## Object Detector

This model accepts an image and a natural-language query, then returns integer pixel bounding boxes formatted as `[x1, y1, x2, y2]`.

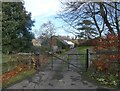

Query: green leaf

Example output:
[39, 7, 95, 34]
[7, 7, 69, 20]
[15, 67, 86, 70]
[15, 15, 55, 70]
[2, 2, 34, 54]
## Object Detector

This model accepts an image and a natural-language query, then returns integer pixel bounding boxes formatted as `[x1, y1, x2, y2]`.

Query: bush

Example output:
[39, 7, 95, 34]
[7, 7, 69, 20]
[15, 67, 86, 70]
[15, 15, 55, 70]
[78, 38, 99, 46]
[91, 33, 120, 87]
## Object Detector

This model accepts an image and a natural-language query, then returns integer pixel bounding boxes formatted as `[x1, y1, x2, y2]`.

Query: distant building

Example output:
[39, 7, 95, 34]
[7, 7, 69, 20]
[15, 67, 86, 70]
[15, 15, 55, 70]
[63, 40, 75, 49]
[51, 36, 75, 51]
[34, 35, 76, 52]
[32, 39, 41, 46]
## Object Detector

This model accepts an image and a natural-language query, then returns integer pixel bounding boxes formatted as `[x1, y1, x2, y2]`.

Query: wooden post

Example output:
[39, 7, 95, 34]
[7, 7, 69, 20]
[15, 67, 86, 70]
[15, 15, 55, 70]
[51, 54, 53, 71]
[86, 49, 89, 71]
[67, 54, 70, 71]
[50, 36, 53, 71]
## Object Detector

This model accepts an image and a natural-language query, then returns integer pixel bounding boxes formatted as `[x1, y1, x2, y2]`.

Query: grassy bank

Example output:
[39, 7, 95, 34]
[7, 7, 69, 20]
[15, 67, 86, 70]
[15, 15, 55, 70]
[77, 46, 92, 70]
[77, 46, 93, 54]
[1, 53, 56, 88]
[1, 54, 35, 88]
[2, 69, 36, 88]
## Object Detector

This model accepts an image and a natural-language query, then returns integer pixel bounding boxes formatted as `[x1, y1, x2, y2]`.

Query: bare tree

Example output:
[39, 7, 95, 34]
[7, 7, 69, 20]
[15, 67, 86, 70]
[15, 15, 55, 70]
[59, 1, 120, 38]
[39, 21, 56, 38]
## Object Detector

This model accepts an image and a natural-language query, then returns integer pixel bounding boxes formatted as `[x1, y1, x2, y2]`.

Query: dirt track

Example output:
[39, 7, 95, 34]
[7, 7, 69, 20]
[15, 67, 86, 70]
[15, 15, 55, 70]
[7, 48, 109, 89]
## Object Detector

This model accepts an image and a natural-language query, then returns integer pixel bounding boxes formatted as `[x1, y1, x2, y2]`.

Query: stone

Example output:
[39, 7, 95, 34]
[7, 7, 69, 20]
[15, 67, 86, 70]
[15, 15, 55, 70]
[71, 83, 75, 85]
[48, 83, 53, 86]
[71, 76, 80, 81]
[41, 72, 45, 75]
[82, 81, 88, 85]
[59, 80, 65, 84]
[23, 85, 27, 87]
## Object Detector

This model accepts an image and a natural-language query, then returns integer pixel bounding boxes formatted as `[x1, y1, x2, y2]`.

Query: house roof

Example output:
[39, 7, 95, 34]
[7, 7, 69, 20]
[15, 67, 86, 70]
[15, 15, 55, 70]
[64, 40, 74, 45]
[32, 39, 41, 46]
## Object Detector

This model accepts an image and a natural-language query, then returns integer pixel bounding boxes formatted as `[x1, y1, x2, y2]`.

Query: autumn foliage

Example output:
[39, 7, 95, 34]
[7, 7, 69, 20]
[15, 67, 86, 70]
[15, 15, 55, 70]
[91, 33, 120, 86]
[1, 54, 49, 87]
[0, 64, 28, 84]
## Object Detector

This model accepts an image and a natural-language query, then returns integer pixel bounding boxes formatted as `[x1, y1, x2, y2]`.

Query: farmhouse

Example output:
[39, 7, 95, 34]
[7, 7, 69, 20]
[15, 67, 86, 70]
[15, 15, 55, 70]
[63, 40, 75, 49]
[32, 39, 41, 46]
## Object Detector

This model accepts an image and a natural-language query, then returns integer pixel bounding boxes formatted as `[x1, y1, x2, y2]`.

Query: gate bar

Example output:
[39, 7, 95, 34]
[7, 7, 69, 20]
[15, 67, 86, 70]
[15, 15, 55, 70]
[52, 54, 80, 69]
[86, 49, 89, 71]
[67, 54, 70, 70]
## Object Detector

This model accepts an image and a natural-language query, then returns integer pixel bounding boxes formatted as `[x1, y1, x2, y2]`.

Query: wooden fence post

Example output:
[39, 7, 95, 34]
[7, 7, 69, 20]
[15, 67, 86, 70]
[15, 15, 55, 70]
[67, 54, 70, 71]
[51, 54, 53, 71]
[86, 49, 89, 71]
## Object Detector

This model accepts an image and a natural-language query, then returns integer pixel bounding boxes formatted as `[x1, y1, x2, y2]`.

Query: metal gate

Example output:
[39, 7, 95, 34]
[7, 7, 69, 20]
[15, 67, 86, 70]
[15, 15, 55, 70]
[49, 49, 89, 72]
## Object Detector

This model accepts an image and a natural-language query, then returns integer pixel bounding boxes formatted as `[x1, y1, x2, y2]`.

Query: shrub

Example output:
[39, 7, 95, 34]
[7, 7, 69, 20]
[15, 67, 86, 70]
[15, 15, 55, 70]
[91, 33, 120, 87]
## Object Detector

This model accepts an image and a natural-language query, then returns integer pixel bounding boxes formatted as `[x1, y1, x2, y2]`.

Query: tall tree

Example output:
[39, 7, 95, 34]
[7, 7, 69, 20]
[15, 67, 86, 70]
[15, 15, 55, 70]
[39, 21, 56, 38]
[37, 21, 56, 53]
[59, 1, 120, 38]
[0, 1, 2, 52]
[98, 2, 115, 35]
[77, 20, 97, 39]
[2, 1, 34, 54]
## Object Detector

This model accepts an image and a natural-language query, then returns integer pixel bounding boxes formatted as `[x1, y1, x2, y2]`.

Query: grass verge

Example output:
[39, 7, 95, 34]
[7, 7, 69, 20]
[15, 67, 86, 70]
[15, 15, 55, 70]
[77, 46, 93, 54]
[77, 46, 92, 71]
[2, 69, 36, 88]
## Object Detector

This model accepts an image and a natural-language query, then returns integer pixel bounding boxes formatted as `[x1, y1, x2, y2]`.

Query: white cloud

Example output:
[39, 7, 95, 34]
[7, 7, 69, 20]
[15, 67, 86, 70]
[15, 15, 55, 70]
[24, 0, 74, 38]
[24, 0, 61, 17]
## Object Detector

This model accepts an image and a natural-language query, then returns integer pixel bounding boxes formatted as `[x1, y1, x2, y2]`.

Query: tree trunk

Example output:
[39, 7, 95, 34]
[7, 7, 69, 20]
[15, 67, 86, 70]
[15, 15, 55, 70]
[93, 16, 102, 38]
[115, 2, 120, 34]
[99, 3, 116, 35]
